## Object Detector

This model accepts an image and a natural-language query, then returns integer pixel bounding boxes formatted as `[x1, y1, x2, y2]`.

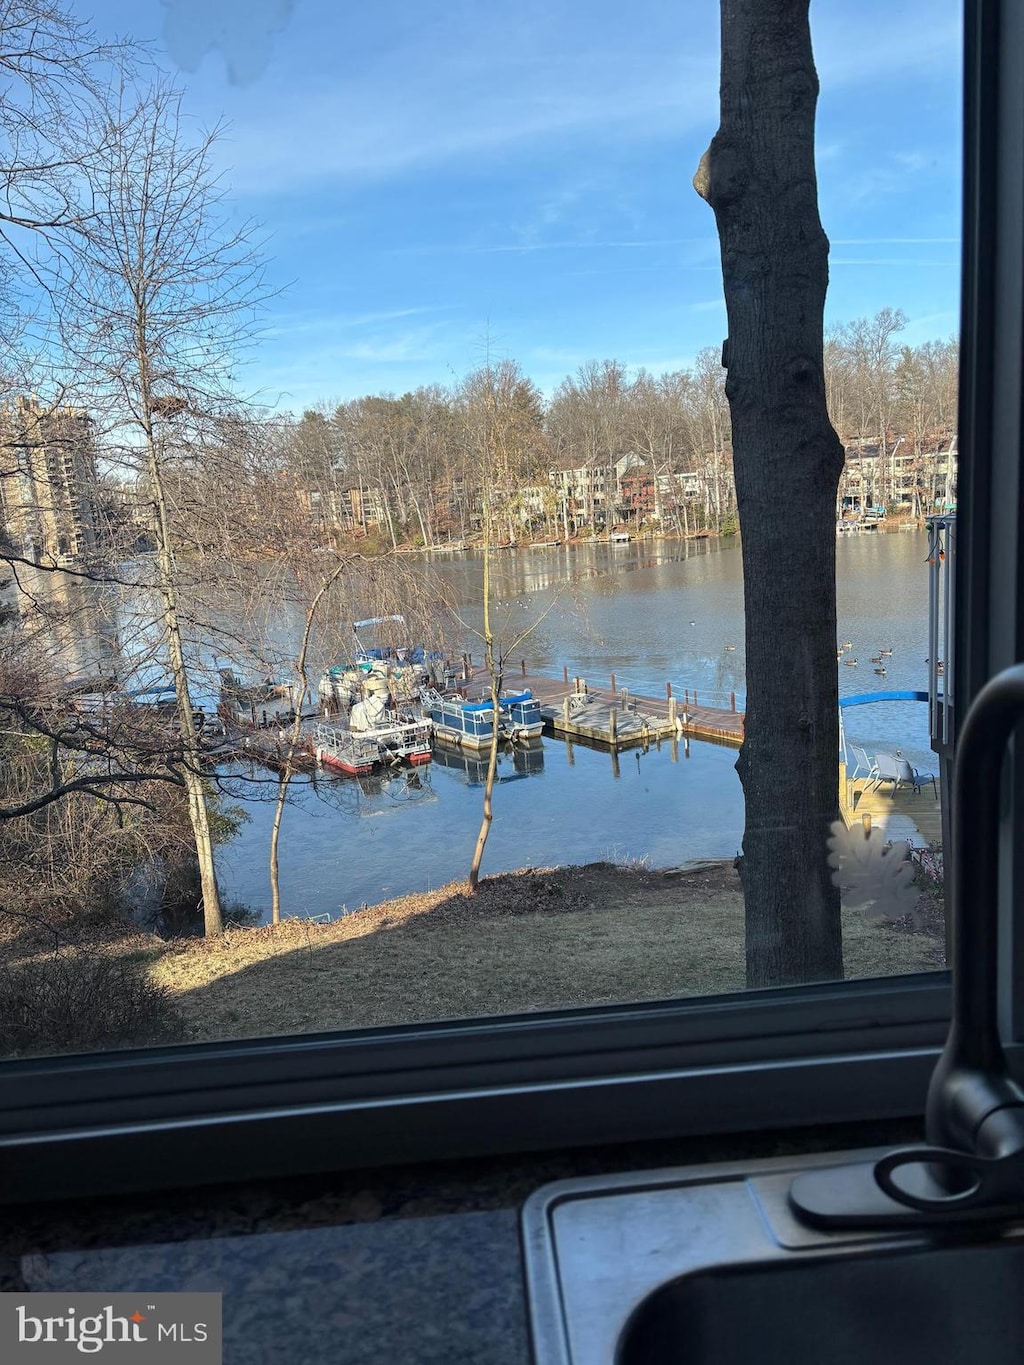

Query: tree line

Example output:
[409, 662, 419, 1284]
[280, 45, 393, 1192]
[263, 317, 957, 550]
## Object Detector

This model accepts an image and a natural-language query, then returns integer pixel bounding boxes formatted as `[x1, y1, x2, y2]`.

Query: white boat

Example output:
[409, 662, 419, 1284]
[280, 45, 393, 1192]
[319, 615, 449, 714]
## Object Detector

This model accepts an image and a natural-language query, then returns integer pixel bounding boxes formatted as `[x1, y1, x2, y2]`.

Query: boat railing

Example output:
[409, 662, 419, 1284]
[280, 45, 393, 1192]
[372, 718, 433, 744]
[421, 686, 493, 714]
[313, 723, 379, 759]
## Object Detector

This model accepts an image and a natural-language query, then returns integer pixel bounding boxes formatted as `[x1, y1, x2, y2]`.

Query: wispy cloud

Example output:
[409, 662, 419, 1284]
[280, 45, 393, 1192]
[813, 7, 961, 89]
[203, 21, 718, 194]
[341, 329, 443, 364]
[166, 0, 962, 409]
[217, 84, 712, 194]
[263, 307, 439, 339]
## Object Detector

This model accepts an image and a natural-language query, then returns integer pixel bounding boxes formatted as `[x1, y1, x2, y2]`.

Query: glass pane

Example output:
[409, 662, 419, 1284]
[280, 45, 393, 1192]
[0, 0, 960, 1056]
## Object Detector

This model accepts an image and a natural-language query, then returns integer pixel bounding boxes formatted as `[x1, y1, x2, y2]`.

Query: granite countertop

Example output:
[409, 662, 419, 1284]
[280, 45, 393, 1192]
[0, 1119, 920, 1364]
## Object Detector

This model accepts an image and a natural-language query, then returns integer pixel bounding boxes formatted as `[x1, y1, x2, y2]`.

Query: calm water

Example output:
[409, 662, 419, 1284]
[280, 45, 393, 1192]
[216, 532, 938, 923]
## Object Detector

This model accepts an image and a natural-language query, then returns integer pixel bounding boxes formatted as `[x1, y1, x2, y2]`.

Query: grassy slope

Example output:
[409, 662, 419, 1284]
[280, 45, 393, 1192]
[146, 862, 944, 1043]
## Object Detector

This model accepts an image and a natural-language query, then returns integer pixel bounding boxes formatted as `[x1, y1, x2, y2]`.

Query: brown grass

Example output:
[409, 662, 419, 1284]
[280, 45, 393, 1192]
[143, 861, 944, 1044]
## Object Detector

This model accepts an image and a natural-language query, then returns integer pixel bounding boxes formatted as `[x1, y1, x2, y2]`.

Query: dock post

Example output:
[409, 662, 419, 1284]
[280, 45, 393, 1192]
[666, 681, 672, 700]
[611, 672, 616, 693]
[731, 690, 736, 712]
[694, 690, 699, 706]
[685, 688, 690, 707]
[562, 697, 571, 724]
[563, 664, 569, 684]
[668, 697, 677, 726]
[609, 707, 617, 743]
[521, 659, 526, 677]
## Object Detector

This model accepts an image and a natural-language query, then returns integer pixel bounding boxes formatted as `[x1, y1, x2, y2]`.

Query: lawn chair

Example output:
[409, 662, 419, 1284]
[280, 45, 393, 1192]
[844, 744, 880, 808]
[847, 745, 880, 787]
[874, 752, 938, 799]
[895, 755, 938, 798]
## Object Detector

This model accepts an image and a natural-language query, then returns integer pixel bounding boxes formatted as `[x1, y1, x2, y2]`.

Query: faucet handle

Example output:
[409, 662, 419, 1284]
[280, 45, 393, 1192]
[791, 1145, 1024, 1229]
[872, 1145, 1005, 1213]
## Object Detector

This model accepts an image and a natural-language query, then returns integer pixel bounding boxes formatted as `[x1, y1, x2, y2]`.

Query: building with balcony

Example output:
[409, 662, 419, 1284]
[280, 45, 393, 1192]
[0, 396, 99, 562]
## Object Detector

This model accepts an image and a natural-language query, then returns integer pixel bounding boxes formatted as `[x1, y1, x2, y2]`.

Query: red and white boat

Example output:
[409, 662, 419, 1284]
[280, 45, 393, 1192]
[313, 725, 381, 776]
[312, 717, 434, 775]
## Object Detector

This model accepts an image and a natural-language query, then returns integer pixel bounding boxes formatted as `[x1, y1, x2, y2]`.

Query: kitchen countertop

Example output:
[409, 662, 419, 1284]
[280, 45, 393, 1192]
[0, 1119, 920, 1364]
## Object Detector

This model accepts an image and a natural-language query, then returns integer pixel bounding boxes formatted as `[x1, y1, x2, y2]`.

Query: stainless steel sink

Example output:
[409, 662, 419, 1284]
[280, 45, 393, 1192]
[521, 1150, 1024, 1364]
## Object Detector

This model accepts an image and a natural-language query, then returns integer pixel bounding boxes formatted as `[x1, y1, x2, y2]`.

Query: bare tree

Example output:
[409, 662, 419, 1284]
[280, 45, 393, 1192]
[0, 2, 138, 310]
[0, 3, 146, 591]
[695, 0, 844, 987]
[265, 560, 348, 925]
[48, 75, 271, 937]
[840, 308, 907, 507]
[452, 361, 556, 892]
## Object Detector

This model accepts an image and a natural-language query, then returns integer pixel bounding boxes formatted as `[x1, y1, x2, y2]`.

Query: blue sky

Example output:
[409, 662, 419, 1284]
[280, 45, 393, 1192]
[86, 0, 962, 412]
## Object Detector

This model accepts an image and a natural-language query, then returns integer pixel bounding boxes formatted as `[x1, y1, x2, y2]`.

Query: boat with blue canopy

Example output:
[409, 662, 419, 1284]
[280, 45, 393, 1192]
[421, 687, 544, 749]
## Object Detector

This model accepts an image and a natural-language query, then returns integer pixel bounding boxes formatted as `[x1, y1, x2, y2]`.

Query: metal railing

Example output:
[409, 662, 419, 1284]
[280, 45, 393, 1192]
[926, 515, 955, 751]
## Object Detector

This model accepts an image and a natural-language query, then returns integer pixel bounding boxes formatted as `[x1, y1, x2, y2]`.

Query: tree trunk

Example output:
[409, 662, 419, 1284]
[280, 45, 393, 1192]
[269, 561, 347, 923]
[269, 768, 288, 925]
[468, 490, 498, 893]
[145, 433, 224, 938]
[696, 0, 844, 986]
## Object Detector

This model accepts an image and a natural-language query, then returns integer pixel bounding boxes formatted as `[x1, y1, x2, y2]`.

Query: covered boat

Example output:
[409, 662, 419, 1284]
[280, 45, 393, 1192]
[421, 688, 543, 750]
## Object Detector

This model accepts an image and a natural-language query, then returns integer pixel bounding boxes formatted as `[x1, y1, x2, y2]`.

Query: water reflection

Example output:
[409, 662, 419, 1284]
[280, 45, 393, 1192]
[431, 739, 545, 786]
[25, 534, 938, 923]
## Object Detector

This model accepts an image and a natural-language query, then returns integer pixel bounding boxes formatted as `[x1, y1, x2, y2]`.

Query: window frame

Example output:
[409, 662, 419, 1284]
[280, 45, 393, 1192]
[1, 0, 1019, 1205]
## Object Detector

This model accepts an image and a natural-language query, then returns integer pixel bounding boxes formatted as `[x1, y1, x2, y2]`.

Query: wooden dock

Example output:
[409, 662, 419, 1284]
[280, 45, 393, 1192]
[839, 763, 943, 849]
[511, 669, 745, 750]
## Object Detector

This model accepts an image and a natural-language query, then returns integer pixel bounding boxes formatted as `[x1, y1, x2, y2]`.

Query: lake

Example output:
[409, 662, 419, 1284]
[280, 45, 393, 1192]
[215, 532, 938, 923]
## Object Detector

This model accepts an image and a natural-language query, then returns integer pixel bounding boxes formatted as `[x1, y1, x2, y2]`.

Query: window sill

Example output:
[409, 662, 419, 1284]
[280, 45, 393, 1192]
[0, 974, 956, 1204]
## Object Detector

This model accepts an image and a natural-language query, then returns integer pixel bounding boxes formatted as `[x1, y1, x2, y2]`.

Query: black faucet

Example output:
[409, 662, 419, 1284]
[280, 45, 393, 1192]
[791, 663, 1024, 1228]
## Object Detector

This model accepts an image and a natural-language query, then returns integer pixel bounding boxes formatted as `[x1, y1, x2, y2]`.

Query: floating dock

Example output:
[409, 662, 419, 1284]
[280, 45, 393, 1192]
[839, 762, 942, 849]
[510, 669, 745, 751]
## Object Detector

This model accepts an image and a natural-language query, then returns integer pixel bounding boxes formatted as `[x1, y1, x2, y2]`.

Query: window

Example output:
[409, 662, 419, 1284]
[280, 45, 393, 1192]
[0, 0, 1020, 1204]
